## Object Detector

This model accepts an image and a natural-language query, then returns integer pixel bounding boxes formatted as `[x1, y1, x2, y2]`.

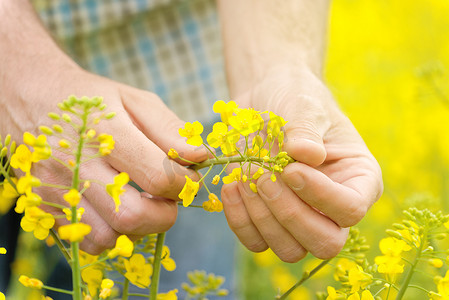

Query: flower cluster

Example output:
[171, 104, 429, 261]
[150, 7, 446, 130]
[170, 100, 291, 210]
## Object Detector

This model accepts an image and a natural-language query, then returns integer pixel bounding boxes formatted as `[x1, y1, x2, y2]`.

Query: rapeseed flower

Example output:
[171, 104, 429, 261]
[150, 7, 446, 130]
[63, 188, 81, 207]
[228, 108, 263, 137]
[98, 134, 115, 156]
[0, 177, 19, 214]
[10, 144, 33, 172]
[178, 121, 204, 146]
[179, 176, 199, 207]
[106, 172, 129, 212]
[58, 223, 92, 242]
[18, 275, 43, 289]
[124, 254, 153, 288]
[222, 168, 242, 184]
[157, 289, 178, 300]
[167, 148, 179, 159]
[202, 193, 223, 212]
[347, 266, 373, 293]
[23, 132, 51, 161]
[15, 192, 42, 214]
[81, 268, 103, 297]
[20, 206, 55, 240]
[108, 235, 134, 258]
[161, 245, 176, 271]
[267, 112, 287, 137]
[16, 173, 41, 194]
[213, 100, 238, 125]
[99, 279, 114, 299]
[63, 207, 85, 222]
[211, 175, 220, 185]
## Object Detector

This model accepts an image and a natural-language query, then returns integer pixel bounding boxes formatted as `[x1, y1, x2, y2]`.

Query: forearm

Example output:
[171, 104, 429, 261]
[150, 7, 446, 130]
[217, 0, 330, 97]
[0, 0, 79, 136]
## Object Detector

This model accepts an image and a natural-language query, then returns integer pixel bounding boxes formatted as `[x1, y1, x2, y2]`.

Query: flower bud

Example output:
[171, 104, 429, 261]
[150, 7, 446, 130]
[39, 126, 53, 136]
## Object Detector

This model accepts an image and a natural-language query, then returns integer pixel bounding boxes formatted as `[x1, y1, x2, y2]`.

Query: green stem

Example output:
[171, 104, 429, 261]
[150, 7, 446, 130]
[395, 230, 427, 300]
[70, 110, 89, 300]
[42, 285, 74, 295]
[50, 229, 71, 262]
[189, 155, 294, 171]
[277, 259, 331, 300]
[149, 232, 166, 300]
[122, 278, 130, 300]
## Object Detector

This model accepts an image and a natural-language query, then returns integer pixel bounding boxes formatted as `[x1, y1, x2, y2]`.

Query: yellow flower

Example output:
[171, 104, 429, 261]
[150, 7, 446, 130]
[0, 247, 6, 254]
[206, 123, 241, 156]
[81, 268, 103, 297]
[326, 286, 345, 300]
[16, 173, 41, 194]
[15, 192, 42, 214]
[124, 254, 153, 288]
[99, 278, 114, 299]
[10, 144, 33, 172]
[63, 207, 85, 222]
[161, 246, 176, 271]
[430, 258, 444, 268]
[178, 121, 204, 146]
[211, 175, 220, 185]
[63, 189, 81, 207]
[108, 235, 134, 258]
[157, 289, 178, 300]
[213, 100, 238, 125]
[228, 108, 263, 137]
[202, 193, 223, 213]
[178, 176, 199, 207]
[58, 223, 92, 243]
[0, 177, 19, 214]
[167, 148, 179, 159]
[249, 182, 258, 193]
[267, 111, 287, 137]
[18, 275, 43, 289]
[106, 172, 129, 212]
[252, 167, 265, 180]
[334, 258, 358, 281]
[98, 134, 115, 156]
[375, 237, 410, 282]
[432, 270, 449, 299]
[20, 207, 55, 240]
[23, 132, 52, 161]
[222, 168, 242, 184]
[0, 292, 4, 300]
[347, 266, 373, 293]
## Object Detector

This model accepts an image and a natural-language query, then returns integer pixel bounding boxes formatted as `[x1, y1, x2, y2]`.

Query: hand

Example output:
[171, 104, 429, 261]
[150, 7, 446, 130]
[221, 66, 383, 262]
[1, 63, 206, 254]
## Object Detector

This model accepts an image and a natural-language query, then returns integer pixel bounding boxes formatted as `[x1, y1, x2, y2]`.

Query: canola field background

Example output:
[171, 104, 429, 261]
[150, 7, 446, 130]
[241, 0, 449, 299]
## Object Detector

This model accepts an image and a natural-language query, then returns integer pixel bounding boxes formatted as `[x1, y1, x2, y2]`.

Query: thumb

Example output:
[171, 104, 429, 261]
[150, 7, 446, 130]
[281, 97, 328, 167]
[120, 86, 209, 163]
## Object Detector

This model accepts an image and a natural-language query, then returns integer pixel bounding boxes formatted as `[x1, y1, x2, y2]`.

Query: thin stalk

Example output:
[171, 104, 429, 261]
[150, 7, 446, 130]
[70, 110, 89, 300]
[190, 155, 294, 171]
[278, 259, 331, 300]
[149, 232, 166, 300]
[42, 285, 73, 295]
[122, 278, 130, 300]
[395, 230, 427, 300]
[50, 229, 71, 262]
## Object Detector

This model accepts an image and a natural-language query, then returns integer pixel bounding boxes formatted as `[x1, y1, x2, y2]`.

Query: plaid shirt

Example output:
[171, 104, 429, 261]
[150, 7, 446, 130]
[31, 0, 228, 124]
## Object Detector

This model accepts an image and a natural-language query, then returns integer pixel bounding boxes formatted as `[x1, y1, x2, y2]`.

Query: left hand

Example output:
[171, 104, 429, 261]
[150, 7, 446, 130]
[221, 66, 383, 262]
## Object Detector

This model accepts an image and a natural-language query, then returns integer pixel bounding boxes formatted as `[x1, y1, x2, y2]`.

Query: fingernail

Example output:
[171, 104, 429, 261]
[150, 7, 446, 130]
[258, 176, 282, 200]
[285, 171, 305, 191]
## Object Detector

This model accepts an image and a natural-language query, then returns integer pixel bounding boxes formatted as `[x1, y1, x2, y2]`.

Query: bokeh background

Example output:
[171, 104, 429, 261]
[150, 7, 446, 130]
[239, 0, 449, 299]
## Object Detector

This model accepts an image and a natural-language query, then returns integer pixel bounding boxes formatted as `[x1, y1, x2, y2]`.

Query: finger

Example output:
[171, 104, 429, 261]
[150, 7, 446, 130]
[257, 173, 348, 259]
[281, 161, 381, 228]
[119, 86, 210, 163]
[221, 182, 268, 252]
[237, 182, 307, 263]
[280, 95, 328, 167]
[79, 158, 178, 236]
[98, 111, 199, 201]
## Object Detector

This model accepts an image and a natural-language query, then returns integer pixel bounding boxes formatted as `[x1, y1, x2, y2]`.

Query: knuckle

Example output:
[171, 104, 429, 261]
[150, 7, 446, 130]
[252, 209, 273, 225]
[337, 203, 367, 228]
[245, 239, 268, 253]
[144, 168, 172, 197]
[113, 204, 146, 233]
[312, 232, 346, 260]
[277, 246, 307, 263]
[88, 225, 117, 253]
[277, 208, 300, 226]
